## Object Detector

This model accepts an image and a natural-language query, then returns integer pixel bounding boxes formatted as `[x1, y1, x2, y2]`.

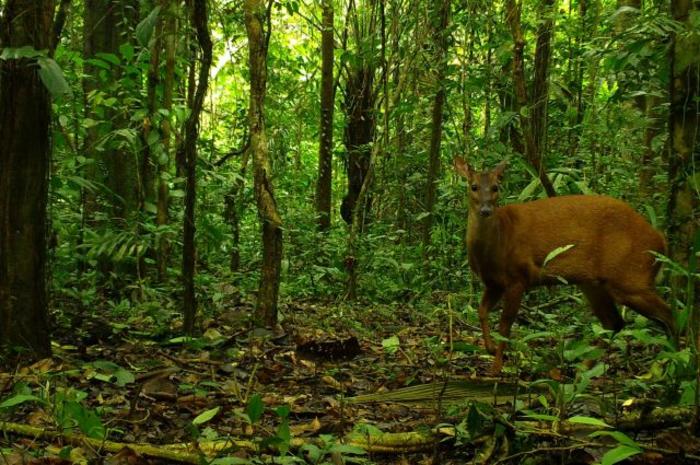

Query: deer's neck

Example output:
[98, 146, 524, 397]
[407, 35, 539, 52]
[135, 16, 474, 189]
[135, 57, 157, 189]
[467, 209, 506, 276]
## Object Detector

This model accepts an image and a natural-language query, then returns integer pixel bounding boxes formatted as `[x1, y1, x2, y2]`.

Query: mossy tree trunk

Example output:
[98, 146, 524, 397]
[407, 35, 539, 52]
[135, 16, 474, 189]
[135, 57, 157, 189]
[505, 0, 557, 198]
[422, 0, 451, 256]
[245, 0, 283, 327]
[181, 0, 212, 334]
[315, 0, 335, 232]
[0, 0, 54, 359]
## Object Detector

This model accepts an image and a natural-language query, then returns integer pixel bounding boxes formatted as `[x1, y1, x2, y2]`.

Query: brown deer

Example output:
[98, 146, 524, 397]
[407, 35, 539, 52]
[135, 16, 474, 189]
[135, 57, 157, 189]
[454, 157, 676, 373]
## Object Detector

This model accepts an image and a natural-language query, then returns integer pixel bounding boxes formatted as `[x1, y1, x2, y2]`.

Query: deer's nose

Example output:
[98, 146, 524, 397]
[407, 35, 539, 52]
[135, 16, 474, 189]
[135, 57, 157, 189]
[479, 207, 493, 217]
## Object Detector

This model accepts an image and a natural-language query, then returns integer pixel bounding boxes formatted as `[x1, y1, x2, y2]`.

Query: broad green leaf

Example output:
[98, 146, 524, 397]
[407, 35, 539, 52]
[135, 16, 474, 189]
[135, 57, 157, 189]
[566, 416, 610, 428]
[136, 6, 162, 46]
[382, 335, 400, 355]
[95, 52, 120, 65]
[601, 445, 642, 465]
[37, 57, 72, 97]
[590, 430, 639, 448]
[0, 394, 44, 409]
[119, 43, 135, 61]
[246, 394, 264, 424]
[193, 406, 220, 425]
[452, 342, 481, 353]
[0, 46, 44, 60]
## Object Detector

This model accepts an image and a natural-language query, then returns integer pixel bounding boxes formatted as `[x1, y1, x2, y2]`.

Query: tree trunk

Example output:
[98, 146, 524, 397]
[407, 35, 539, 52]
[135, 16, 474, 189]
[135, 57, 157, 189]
[84, 0, 141, 222]
[82, 0, 141, 284]
[245, 0, 283, 327]
[668, 0, 700, 314]
[505, 0, 557, 198]
[181, 0, 212, 335]
[421, 0, 451, 253]
[224, 147, 250, 273]
[0, 0, 54, 359]
[315, 0, 335, 232]
[341, 66, 376, 226]
[156, 0, 178, 282]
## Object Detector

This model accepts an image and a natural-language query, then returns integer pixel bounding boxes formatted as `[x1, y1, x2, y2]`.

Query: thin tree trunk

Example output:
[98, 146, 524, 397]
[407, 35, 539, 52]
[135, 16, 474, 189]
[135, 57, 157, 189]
[245, 0, 283, 327]
[530, 0, 554, 168]
[422, 0, 451, 252]
[341, 66, 375, 226]
[51, 0, 71, 53]
[668, 0, 700, 305]
[505, 0, 557, 198]
[181, 0, 212, 335]
[157, 0, 177, 281]
[0, 0, 54, 359]
[315, 0, 334, 231]
[668, 0, 700, 432]
[83, 0, 141, 284]
[224, 146, 250, 273]
[141, 19, 161, 214]
[484, 15, 492, 138]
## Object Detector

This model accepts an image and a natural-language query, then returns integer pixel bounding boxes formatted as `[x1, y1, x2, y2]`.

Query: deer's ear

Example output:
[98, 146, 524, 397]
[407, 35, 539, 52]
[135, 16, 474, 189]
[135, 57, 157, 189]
[493, 161, 507, 180]
[454, 157, 473, 179]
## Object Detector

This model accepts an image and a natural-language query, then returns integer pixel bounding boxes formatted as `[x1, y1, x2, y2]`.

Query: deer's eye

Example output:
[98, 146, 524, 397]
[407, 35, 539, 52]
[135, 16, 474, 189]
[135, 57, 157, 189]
[491, 185, 499, 193]
[471, 184, 479, 192]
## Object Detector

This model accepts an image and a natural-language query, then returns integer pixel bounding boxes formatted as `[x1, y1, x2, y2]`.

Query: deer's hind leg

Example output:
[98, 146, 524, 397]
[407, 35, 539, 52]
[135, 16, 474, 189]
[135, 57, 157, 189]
[608, 285, 676, 342]
[579, 284, 624, 332]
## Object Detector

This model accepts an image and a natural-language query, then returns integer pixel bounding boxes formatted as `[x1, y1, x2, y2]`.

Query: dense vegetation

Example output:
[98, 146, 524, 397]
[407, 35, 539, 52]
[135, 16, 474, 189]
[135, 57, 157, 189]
[0, 0, 698, 463]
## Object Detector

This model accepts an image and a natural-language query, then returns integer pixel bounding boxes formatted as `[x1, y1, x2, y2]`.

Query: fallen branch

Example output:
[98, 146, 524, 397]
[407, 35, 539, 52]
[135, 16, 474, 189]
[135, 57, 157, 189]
[0, 420, 439, 463]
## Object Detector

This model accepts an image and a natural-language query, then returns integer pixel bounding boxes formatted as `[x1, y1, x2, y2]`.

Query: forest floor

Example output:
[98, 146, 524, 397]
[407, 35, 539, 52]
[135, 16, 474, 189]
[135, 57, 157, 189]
[1, 294, 698, 465]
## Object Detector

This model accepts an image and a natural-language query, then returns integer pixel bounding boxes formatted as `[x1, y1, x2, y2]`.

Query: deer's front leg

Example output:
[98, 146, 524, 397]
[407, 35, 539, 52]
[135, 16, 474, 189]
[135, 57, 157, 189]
[478, 286, 503, 355]
[492, 284, 525, 374]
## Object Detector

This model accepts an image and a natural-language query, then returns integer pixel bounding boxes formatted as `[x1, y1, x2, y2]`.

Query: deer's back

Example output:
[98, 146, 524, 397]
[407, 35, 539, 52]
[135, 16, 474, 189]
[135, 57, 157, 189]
[493, 195, 665, 285]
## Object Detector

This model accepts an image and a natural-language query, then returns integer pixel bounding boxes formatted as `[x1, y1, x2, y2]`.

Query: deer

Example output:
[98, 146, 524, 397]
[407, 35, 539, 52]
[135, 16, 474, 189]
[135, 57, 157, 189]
[454, 157, 677, 373]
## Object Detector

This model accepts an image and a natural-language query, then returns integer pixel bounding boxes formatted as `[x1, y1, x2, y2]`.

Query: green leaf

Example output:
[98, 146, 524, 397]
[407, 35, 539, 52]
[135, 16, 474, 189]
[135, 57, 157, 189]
[0, 46, 44, 60]
[95, 52, 120, 65]
[136, 6, 162, 46]
[382, 335, 400, 355]
[566, 416, 610, 428]
[590, 430, 639, 448]
[543, 244, 576, 268]
[0, 45, 46, 60]
[601, 445, 642, 465]
[452, 342, 482, 353]
[246, 394, 264, 424]
[0, 394, 45, 409]
[299, 444, 322, 462]
[211, 458, 252, 465]
[119, 43, 135, 61]
[37, 57, 72, 97]
[62, 400, 106, 439]
[275, 405, 290, 418]
[276, 418, 291, 454]
[193, 406, 220, 425]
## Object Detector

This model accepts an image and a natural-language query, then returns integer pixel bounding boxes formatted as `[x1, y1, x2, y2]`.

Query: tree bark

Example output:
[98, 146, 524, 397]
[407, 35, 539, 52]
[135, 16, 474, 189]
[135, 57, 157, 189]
[181, 0, 212, 335]
[245, 0, 283, 327]
[421, 0, 451, 252]
[668, 0, 699, 314]
[341, 66, 376, 226]
[82, 0, 141, 284]
[156, 0, 178, 281]
[315, 0, 335, 231]
[0, 0, 54, 359]
[84, 0, 141, 222]
[505, 0, 557, 198]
